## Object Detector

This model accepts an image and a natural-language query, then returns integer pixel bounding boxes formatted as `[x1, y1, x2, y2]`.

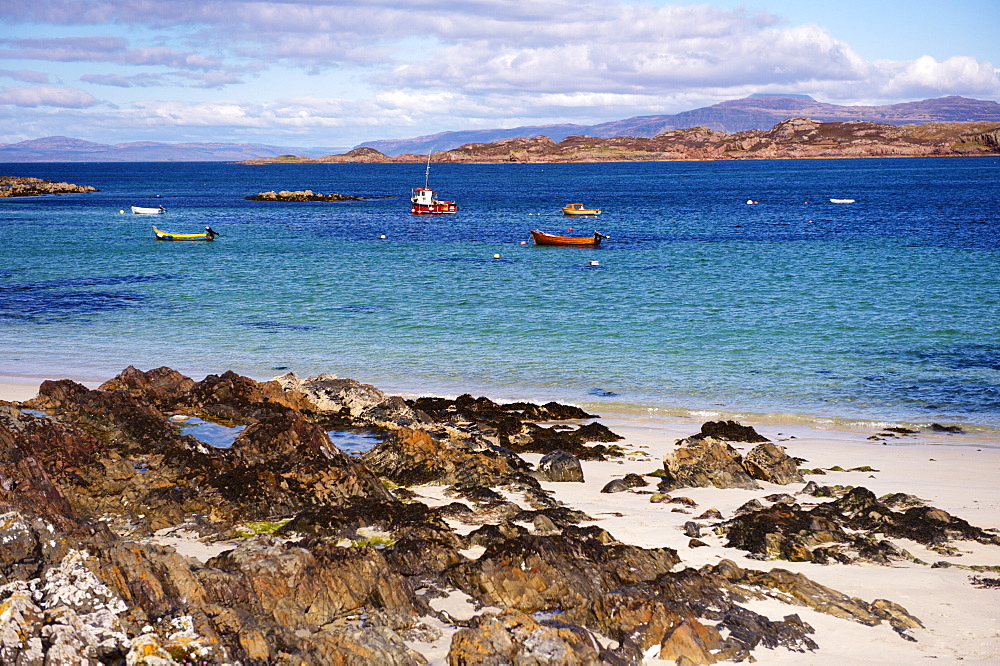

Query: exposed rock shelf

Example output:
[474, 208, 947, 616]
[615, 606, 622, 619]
[0, 176, 99, 197]
[2, 366, 993, 663]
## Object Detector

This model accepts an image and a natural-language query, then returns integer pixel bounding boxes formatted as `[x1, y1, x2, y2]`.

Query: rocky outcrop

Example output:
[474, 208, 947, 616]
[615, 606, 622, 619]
[245, 190, 375, 201]
[719, 485, 1000, 564]
[0, 176, 99, 197]
[2, 367, 946, 664]
[19, 370, 398, 536]
[743, 442, 805, 485]
[407, 393, 624, 461]
[659, 437, 761, 491]
[658, 422, 802, 491]
[449, 610, 610, 664]
[362, 426, 532, 488]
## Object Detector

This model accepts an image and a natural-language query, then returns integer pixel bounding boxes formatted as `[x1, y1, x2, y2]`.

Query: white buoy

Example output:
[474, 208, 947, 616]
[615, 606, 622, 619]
[379, 234, 386, 239]
[119, 210, 124, 214]
[493, 254, 501, 260]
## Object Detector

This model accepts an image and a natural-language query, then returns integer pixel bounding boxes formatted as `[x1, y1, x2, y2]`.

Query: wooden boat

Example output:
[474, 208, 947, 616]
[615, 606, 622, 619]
[530, 229, 608, 247]
[411, 153, 457, 214]
[829, 198, 855, 204]
[152, 225, 219, 242]
[131, 205, 167, 214]
[562, 203, 601, 216]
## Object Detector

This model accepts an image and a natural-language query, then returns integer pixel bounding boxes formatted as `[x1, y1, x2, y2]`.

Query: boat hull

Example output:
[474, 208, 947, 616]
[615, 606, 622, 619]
[530, 230, 604, 247]
[152, 225, 215, 242]
[132, 206, 166, 214]
[410, 203, 457, 214]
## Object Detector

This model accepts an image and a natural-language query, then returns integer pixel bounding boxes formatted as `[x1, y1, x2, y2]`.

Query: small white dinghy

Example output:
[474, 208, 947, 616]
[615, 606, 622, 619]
[131, 205, 167, 214]
[829, 198, 855, 204]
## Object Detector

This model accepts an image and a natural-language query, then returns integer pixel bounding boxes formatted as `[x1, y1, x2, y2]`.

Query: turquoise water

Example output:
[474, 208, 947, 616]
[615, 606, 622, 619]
[2, 157, 999, 431]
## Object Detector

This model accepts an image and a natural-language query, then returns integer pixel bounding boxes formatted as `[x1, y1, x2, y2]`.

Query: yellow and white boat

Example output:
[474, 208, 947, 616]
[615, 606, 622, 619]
[562, 203, 601, 216]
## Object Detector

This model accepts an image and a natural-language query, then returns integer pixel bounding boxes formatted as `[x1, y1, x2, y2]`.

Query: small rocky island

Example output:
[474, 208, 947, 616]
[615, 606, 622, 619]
[0, 176, 99, 197]
[245, 189, 384, 202]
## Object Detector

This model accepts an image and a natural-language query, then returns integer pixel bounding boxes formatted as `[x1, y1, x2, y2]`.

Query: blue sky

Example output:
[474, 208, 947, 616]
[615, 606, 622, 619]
[1, 0, 998, 149]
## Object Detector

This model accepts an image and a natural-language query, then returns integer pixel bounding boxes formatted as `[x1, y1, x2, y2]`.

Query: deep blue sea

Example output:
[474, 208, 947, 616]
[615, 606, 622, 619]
[2, 157, 999, 432]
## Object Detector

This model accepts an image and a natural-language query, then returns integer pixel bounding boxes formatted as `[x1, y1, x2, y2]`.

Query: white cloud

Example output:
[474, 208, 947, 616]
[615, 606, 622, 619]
[383, 9, 871, 96]
[880, 55, 1000, 97]
[0, 84, 99, 108]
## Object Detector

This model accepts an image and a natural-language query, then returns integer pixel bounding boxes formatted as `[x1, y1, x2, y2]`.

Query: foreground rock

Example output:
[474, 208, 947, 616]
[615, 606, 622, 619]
[657, 421, 803, 491]
[0, 176, 99, 197]
[0, 366, 951, 663]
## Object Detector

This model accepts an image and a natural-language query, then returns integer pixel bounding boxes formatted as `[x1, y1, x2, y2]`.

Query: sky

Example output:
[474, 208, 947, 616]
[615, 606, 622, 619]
[1, 0, 998, 149]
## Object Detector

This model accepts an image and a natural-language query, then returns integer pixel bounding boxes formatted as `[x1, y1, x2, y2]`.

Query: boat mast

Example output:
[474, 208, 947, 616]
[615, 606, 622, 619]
[424, 152, 432, 190]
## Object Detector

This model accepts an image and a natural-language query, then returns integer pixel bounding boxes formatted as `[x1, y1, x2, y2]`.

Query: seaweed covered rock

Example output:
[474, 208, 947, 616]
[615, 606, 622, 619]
[362, 426, 531, 487]
[590, 560, 922, 658]
[601, 473, 650, 493]
[407, 393, 623, 460]
[692, 420, 769, 443]
[719, 486, 1000, 564]
[17, 374, 403, 537]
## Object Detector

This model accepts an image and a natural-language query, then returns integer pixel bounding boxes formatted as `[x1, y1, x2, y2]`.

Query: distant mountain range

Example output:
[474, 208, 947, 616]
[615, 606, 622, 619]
[0, 136, 342, 163]
[358, 95, 1000, 156]
[3, 95, 999, 162]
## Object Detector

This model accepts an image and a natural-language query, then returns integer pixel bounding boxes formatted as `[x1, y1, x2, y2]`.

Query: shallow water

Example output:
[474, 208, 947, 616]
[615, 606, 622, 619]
[2, 157, 998, 431]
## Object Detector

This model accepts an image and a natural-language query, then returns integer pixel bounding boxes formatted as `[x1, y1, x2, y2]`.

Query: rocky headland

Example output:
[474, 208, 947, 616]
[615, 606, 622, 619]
[3, 366, 997, 664]
[243, 118, 1000, 165]
[0, 176, 99, 197]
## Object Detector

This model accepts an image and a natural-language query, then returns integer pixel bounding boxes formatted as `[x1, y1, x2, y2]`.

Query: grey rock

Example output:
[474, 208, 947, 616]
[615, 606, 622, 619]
[537, 450, 584, 483]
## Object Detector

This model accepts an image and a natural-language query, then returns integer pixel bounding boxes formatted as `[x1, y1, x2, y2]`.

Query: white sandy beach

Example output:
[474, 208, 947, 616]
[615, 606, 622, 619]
[4, 376, 999, 664]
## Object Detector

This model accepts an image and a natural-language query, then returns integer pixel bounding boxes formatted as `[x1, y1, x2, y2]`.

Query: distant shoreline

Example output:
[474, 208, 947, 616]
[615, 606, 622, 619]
[242, 118, 1000, 165]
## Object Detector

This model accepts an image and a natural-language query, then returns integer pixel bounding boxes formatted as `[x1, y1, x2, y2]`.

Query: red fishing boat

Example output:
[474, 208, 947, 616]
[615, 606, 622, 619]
[410, 153, 457, 214]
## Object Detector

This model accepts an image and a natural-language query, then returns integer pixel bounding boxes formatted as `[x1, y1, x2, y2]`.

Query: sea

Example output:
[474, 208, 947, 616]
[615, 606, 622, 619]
[2, 157, 999, 435]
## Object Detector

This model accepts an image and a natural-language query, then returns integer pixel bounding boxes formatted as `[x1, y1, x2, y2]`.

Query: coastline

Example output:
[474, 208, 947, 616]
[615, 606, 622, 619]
[5, 370, 999, 663]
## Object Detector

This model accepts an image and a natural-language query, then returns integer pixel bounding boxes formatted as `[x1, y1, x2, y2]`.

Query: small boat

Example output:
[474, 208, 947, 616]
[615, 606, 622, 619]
[829, 198, 855, 204]
[562, 203, 601, 216]
[132, 205, 167, 214]
[530, 229, 608, 247]
[410, 187, 457, 214]
[411, 153, 457, 214]
[152, 225, 219, 242]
